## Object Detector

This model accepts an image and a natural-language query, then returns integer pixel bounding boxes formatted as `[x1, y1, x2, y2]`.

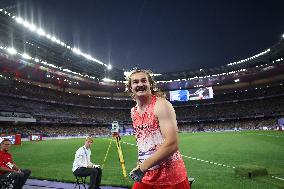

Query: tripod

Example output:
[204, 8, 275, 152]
[102, 132, 127, 178]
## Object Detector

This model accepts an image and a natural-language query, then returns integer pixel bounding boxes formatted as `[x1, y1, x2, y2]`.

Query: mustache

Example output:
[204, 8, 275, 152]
[135, 86, 148, 91]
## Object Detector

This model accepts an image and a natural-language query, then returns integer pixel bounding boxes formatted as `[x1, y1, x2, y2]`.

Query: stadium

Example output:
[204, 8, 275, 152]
[0, 2, 284, 189]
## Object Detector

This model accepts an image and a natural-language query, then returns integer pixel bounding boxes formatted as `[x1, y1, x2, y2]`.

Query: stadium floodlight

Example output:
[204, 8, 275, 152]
[3, 10, 109, 68]
[282, 33, 284, 38]
[29, 24, 37, 31]
[153, 73, 162, 76]
[102, 78, 115, 82]
[107, 64, 112, 70]
[83, 53, 92, 60]
[72, 48, 81, 55]
[51, 36, 57, 42]
[15, 17, 24, 24]
[103, 77, 110, 82]
[234, 79, 240, 83]
[22, 53, 31, 59]
[23, 20, 30, 28]
[37, 29, 46, 36]
[6, 47, 17, 55]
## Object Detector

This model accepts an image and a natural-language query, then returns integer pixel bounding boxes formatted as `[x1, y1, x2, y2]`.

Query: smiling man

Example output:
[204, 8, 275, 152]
[126, 70, 190, 189]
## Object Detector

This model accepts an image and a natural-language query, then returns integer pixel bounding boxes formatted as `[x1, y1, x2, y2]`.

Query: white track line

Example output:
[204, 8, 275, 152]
[255, 134, 284, 138]
[121, 141, 235, 169]
[121, 140, 284, 181]
[182, 155, 235, 169]
[271, 175, 284, 181]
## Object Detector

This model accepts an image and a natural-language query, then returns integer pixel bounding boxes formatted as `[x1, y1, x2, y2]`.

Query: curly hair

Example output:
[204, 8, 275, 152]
[125, 69, 165, 98]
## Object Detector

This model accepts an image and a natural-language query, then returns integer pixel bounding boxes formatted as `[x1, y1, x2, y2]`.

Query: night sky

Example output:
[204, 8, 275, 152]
[2, 0, 284, 73]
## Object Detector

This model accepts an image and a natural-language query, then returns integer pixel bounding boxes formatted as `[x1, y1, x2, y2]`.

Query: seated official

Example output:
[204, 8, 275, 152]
[0, 139, 31, 189]
[72, 137, 102, 189]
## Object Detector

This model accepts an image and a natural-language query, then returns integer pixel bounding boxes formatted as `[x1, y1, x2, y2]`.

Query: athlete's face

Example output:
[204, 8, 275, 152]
[130, 72, 151, 98]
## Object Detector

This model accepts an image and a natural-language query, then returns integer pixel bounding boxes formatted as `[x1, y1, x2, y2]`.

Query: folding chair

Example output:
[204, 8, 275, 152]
[74, 175, 87, 189]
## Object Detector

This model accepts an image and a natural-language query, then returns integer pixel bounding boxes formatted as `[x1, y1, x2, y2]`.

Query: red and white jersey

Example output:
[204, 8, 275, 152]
[131, 95, 188, 185]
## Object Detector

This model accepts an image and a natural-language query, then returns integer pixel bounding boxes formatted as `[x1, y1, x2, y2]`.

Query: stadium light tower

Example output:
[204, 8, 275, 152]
[107, 64, 112, 70]
[6, 47, 17, 55]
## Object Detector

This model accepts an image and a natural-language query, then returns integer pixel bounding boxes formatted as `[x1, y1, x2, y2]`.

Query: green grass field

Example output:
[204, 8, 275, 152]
[10, 130, 284, 188]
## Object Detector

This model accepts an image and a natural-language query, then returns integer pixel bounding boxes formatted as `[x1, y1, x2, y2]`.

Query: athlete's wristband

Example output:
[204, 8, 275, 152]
[129, 167, 145, 182]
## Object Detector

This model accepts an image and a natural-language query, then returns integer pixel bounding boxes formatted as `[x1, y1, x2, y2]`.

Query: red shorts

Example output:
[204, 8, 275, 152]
[132, 178, 190, 189]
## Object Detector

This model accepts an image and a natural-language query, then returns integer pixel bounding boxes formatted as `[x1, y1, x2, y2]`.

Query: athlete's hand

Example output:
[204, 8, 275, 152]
[87, 163, 94, 168]
[129, 166, 145, 182]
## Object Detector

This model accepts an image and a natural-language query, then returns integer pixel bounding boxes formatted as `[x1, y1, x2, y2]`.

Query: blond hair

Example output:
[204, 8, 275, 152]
[85, 136, 93, 143]
[125, 69, 165, 98]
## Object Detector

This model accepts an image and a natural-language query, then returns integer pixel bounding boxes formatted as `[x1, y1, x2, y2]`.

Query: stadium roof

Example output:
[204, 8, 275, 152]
[0, 11, 125, 81]
[1, 0, 283, 74]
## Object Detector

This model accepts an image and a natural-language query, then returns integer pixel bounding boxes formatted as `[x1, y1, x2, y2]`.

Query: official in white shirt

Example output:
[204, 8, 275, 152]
[72, 137, 102, 189]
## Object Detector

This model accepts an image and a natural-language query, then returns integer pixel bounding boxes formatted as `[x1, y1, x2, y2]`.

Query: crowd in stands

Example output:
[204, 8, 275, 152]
[2, 91, 283, 124]
[178, 118, 278, 132]
[0, 124, 110, 138]
[0, 117, 279, 138]
[175, 95, 284, 121]
[0, 78, 134, 108]
[0, 95, 131, 123]
[0, 77, 284, 136]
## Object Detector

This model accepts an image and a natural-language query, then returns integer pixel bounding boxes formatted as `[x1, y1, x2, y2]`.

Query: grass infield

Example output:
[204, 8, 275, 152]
[10, 130, 284, 188]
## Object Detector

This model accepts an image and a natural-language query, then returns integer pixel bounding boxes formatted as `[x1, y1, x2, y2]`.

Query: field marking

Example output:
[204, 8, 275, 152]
[182, 155, 235, 169]
[256, 134, 284, 138]
[271, 175, 284, 181]
[119, 140, 236, 169]
[117, 138, 284, 184]
[250, 133, 284, 138]
[120, 139, 284, 182]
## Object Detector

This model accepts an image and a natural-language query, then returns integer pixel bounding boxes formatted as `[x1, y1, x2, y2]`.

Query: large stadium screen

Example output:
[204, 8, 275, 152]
[188, 87, 214, 100]
[278, 118, 284, 126]
[169, 87, 214, 101]
[0, 135, 15, 144]
[30, 134, 42, 141]
[169, 90, 189, 101]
